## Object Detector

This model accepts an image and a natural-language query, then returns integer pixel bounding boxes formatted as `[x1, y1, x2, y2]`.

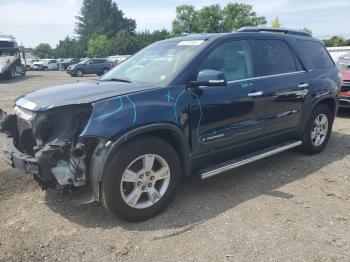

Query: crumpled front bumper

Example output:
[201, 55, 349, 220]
[3, 137, 39, 174]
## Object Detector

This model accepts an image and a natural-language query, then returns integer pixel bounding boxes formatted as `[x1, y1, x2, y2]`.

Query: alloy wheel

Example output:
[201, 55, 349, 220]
[311, 113, 328, 147]
[120, 154, 171, 209]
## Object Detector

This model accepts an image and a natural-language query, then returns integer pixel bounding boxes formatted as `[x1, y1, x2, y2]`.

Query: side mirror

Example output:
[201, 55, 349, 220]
[190, 69, 227, 87]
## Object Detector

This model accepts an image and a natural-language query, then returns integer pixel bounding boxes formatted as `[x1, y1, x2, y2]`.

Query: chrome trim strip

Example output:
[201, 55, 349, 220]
[227, 71, 306, 84]
[201, 141, 302, 179]
[340, 99, 350, 104]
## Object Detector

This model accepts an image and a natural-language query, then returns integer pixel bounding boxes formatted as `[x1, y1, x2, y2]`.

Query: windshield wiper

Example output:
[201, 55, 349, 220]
[104, 78, 132, 83]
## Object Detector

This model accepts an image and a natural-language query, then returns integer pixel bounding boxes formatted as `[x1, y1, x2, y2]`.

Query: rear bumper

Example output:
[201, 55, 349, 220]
[339, 97, 350, 108]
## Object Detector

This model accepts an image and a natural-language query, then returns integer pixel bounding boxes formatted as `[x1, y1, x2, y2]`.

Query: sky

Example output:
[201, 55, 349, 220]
[0, 0, 349, 48]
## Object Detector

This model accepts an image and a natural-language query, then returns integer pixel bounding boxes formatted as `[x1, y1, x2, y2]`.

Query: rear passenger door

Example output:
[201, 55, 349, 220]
[253, 39, 309, 135]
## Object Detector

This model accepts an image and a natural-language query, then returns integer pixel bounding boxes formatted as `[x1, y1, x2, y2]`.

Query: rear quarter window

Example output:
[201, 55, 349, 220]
[296, 40, 334, 70]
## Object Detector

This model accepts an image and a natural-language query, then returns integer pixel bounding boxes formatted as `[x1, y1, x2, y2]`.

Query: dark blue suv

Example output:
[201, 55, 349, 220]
[0, 27, 341, 221]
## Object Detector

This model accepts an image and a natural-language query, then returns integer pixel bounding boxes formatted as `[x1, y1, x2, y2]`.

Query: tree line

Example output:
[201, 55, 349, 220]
[32, 0, 268, 58]
[31, 0, 347, 59]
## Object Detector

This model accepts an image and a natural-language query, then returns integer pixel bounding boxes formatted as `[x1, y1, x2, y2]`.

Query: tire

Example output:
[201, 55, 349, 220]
[76, 69, 83, 77]
[8, 69, 16, 79]
[101, 136, 181, 222]
[102, 68, 109, 75]
[44, 67, 48, 71]
[300, 104, 333, 155]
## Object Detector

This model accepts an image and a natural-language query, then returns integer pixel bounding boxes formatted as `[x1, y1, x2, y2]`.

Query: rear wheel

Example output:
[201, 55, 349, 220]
[300, 104, 333, 154]
[101, 136, 181, 222]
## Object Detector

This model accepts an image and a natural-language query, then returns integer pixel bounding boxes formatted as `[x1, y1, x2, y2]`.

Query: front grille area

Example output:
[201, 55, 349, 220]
[341, 85, 350, 92]
[15, 117, 36, 156]
[341, 80, 350, 92]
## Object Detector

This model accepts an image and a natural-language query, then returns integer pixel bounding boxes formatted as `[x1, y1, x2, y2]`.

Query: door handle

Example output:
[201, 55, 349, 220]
[248, 91, 263, 97]
[297, 83, 309, 88]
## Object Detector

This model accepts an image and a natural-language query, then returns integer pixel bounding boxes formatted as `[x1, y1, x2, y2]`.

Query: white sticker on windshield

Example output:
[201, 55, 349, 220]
[177, 40, 204, 46]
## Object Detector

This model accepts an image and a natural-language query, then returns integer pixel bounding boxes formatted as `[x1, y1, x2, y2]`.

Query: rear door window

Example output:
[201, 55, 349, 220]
[254, 39, 297, 76]
[296, 40, 334, 70]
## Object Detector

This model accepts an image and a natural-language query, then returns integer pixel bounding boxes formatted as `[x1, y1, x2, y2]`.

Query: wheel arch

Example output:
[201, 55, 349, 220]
[317, 97, 337, 117]
[303, 95, 338, 127]
[101, 123, 191, 181]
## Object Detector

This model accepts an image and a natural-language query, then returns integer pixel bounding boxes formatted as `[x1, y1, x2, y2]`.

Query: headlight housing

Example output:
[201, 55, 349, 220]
[33, 105, 92, 147]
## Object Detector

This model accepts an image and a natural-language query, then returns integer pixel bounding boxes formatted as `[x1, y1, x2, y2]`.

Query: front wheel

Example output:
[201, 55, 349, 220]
[300, 104, 333, 155]
[101, 136, 181, 222]
[76, 69, 83, 77]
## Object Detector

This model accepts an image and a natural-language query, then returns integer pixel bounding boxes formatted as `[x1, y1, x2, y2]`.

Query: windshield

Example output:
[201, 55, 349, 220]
[101, 40, 206, 86]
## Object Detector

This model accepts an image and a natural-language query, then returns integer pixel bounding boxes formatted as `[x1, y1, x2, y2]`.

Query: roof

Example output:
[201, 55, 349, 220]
[158, 27, 314, 45]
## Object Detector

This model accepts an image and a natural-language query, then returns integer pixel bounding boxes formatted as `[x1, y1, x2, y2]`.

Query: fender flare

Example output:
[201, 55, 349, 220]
[302, 94, 338, 127]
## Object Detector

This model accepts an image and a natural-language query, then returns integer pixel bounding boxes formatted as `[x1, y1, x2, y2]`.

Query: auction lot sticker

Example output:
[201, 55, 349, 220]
[178, 40, 204, 46]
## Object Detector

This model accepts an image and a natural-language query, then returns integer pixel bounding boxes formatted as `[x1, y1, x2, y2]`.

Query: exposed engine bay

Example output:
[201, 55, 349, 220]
[1, 104, 95, 189]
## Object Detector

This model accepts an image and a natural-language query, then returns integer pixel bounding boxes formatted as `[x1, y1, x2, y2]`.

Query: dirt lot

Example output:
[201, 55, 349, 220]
[0, 71, 349, 262]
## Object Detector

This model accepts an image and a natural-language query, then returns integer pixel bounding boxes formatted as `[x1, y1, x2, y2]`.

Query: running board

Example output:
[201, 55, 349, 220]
[200, 141, 302, 180]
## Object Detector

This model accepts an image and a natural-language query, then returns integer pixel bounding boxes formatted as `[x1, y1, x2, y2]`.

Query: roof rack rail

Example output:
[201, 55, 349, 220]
[237, 27, 312, 37]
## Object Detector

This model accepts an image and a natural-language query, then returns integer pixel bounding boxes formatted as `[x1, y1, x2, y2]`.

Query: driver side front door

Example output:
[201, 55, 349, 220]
[190, 39, 267, 156]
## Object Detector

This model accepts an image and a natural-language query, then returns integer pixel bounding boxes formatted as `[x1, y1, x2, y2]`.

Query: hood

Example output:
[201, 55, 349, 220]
[16, 80, 156, 112]
[341, 68, 350, 81]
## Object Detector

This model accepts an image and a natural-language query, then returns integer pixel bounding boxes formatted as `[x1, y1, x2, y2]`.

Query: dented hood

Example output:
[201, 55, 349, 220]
[16, 80, 156, 111]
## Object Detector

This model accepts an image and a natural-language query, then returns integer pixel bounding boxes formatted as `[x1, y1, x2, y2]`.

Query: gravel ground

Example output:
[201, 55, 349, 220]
[0, 71, 349, 262]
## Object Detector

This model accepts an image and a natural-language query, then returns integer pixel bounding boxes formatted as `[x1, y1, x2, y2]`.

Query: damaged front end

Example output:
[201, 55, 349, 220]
[0, 103, 98, 193]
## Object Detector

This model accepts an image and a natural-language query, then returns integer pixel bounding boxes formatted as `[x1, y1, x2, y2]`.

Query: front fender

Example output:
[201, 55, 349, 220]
[88, 123, 191, 201]
[82, 85, 191, 200]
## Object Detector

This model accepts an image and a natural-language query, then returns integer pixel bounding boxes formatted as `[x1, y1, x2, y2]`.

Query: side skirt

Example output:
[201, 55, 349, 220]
[200, 140, 302, 180]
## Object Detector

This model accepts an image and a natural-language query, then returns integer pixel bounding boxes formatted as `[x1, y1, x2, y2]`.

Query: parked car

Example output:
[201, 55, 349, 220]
[338, 65, 350, 109]
[59, 58, 81, 70]
[33, 59, 58, 71]
[26, 59, 40, 70]
[0, 27, 341, 221]
[66, 58, 113, 77]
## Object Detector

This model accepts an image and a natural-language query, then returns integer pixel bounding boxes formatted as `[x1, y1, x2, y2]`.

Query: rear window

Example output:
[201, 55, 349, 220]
[254, 39, 297, 76]
[296, 40, 334, 70]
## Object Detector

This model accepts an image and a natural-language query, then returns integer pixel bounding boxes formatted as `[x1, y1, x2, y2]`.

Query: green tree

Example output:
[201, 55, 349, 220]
[75, 0, 136, 48]
[323, 36, 348, 47]
[222, 3, 267, 31]
[301, 27, 312, 35]
[172, 3, 266, 35]
[55, 36, 84, 58]
[172, 5, 198, 35]
[108, 29, 171, 55]
[87, 35, 109, 57]
[197, 4, 223, 33]
[271, 17, 281, 28]
[108, 30, 138, 55]
[32, 43, 53, 58]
